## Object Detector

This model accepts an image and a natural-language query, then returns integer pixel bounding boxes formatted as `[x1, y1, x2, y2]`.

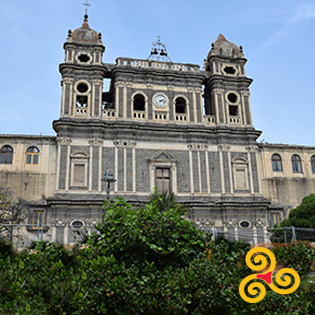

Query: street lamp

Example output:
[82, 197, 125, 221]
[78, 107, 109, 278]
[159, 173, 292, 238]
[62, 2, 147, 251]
[100, 170, 116, 200]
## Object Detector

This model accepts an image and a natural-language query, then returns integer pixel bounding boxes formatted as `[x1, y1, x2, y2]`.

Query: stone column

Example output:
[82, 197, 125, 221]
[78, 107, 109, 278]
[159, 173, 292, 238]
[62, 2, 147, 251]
[89, 139, 104, 192]
[218, 144, 230, 195]
[246, 145, 259, 194]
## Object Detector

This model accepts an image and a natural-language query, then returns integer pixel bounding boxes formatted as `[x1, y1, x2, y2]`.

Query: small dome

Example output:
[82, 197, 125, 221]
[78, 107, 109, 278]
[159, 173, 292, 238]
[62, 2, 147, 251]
[71, 14, 98, 43]
[207, 34, 243, 60]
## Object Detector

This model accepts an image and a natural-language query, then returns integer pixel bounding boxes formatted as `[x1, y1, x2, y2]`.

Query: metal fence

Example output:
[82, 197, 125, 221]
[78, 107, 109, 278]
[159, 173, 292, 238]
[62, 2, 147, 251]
[1, 223, 315, 249]
[0, 223, 98, 250]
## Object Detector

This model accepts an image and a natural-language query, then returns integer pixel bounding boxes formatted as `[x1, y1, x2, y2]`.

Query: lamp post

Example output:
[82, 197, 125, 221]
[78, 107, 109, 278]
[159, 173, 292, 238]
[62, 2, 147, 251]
[100, 170, 116, 200]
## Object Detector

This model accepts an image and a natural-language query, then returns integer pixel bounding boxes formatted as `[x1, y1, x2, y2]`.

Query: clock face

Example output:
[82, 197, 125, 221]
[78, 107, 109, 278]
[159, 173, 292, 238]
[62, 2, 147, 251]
[154, 94, 167, 108]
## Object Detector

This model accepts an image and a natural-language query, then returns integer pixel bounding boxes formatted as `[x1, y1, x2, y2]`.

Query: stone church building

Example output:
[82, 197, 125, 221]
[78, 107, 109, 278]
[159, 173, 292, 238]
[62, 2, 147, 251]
[1, 15, 315, 245]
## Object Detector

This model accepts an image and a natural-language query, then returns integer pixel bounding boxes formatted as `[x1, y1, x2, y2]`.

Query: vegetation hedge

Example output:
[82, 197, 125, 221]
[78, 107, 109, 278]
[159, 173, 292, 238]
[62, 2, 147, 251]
[0, 195, 314, 314]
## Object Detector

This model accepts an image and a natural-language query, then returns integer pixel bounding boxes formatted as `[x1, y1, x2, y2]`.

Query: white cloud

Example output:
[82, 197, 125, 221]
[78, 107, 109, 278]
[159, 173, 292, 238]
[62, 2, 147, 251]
[259, 2, 315, 48]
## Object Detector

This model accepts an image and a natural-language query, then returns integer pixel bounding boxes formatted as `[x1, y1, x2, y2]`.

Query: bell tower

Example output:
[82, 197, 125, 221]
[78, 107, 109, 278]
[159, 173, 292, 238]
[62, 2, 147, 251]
[204, 34, 253, 128]
[58, 14, 106, 119]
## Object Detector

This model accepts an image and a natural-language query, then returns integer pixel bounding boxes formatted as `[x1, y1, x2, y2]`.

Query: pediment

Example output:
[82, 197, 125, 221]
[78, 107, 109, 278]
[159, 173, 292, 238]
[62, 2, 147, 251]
[147, 151, 177, 163]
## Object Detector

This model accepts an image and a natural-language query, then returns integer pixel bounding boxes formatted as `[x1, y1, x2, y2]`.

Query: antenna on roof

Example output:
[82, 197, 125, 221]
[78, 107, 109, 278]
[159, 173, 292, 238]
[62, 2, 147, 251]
[82, 0, 91, 15]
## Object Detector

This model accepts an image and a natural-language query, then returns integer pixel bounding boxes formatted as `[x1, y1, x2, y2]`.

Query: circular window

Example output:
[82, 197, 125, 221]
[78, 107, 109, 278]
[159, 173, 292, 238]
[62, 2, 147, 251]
[77, 83, 88, 93]
[72, 221, 83, 229]
[240, 221, 250, 228]
[223, 66, 236, 75]
[227, 93, 238, 103]
[78, 54, 90, 62]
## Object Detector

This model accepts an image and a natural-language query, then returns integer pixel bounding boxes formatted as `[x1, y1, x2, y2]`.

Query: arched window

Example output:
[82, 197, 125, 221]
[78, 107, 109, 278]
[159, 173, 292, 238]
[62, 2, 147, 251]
[175, 97, 186, 114]
[26, 146, 39, 165]
[133, 94, 145, 111]
[291, 154, 302, 173]
[311, 156, 315, 173]
[0, 145, 13, 164]
[271, 154, 282, 172]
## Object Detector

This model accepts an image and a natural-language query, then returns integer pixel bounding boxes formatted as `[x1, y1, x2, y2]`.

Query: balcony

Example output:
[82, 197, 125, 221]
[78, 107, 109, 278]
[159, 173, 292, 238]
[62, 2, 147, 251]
[175, 113, 188, 122]
[133, 110, 146, 120]
[229, 116, 240, 124]
[203, 115, 216, 124]
[102, 109, 116, 119]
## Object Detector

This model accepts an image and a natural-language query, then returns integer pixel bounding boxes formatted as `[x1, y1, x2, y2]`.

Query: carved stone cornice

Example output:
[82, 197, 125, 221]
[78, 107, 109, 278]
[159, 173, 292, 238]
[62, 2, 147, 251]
[89, 139, 104, 146]
[113, 140, 137, 148]
[62, 219, 71, 225]
[92, 79, 104, 85]
[218, 144, 230, 151]
[253, 219, 267, 227]
[114, 82, 124, 88]
[245, 145, 258, 152]
[61, 78, 74, 85]
[223, 218, 238, 227]
[187, 143, 208, 151]
[212, 88, 224, 94]
[194, 218, 215, 229]
[57, 137, 72, 145]
[240, 90, 250, 96]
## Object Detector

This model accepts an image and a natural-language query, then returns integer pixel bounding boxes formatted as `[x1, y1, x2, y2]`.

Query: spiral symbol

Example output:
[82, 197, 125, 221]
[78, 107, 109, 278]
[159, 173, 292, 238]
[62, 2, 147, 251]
[239, 247, 300, 303]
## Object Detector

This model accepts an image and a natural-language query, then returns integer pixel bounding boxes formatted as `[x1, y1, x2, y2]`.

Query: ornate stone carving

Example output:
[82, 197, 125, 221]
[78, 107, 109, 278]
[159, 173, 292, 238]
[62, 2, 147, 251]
[245, 145, 258, 152]
[217, 144, 230, 151]
[89, 139, 103, 146]
[62, 219, 71, 225]
[113, 140, 137, 148]
[253, 219, 267, 227]
[194, 218, 215, 229]
[240, 90, 250, 96]
[57, 137, 72, 145]
[223, 218, 238, 227]
[212, 88, 224, 94]
[187, 144, 209, 151]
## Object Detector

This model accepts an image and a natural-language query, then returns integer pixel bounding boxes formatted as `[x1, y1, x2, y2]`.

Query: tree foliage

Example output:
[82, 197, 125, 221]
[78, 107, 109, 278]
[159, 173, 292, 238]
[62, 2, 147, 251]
[281, 194, 315, 229]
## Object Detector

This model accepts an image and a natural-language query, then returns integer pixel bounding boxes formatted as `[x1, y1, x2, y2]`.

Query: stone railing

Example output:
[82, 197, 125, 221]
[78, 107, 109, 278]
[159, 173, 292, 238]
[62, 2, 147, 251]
[153, 111, 169, 121]
[229, 117, 240, 124]
[203, 115, 216, 123]
[133, 110, 146, 119]
[116, 58, 200, 72]
[102, 109, 116, 119]
[175, 113, 188, 122]
[76, 108, 87, 115]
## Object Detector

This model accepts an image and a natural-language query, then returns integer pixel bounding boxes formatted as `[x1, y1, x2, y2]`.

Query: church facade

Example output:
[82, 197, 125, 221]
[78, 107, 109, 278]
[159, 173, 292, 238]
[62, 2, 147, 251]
[1, 15, 315, 245]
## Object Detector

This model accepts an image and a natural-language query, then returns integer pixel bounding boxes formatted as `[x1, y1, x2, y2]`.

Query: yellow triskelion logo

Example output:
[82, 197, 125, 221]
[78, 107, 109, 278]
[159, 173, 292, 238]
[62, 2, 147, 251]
[239, 247, 300, 303]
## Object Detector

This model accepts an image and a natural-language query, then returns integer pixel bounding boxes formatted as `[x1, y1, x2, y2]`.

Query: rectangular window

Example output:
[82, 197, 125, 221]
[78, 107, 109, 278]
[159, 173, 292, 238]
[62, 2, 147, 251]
[33, 154, 38, 165]
[26, 154, 32, 164]
[156, 167, 170, 193]
[33, 211, 44, 229]
[271, 213, 280, 226]
[0, 153, 5, 164]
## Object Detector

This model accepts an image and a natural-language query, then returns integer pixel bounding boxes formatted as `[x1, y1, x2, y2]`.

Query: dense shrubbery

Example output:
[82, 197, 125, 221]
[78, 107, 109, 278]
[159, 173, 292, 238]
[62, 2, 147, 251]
[0, 194, 314, 314]
[281, 194, 315, 229]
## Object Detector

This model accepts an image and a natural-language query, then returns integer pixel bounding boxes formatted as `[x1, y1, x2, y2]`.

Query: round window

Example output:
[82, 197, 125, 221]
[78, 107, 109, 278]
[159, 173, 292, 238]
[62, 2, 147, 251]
[240, 221, 250, 228]
[227, 93, 238, 103]
[72, 221, 83, 229]
[77, 83, 88, 93]
[78, 54, 90, 62]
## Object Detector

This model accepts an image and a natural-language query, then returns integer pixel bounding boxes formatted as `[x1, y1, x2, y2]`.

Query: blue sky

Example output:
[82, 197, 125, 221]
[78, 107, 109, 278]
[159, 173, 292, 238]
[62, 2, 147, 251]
[0, 1, 314, 145]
